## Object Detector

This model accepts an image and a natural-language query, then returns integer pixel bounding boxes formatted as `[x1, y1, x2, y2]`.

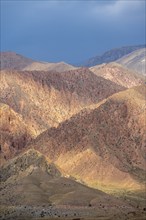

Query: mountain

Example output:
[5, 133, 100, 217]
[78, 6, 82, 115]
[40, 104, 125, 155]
[0, 149, 135, 220]
[117, 48, 146, 75]
[90, 62, 144, 88]
[30, 85, 146, 190]
[0, 51, 76, 72]
[79, 45, 145, 67]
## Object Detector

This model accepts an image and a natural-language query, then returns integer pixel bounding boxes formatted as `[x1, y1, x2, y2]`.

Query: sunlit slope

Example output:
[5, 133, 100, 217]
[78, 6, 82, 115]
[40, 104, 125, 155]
[31, 85, 146, 190]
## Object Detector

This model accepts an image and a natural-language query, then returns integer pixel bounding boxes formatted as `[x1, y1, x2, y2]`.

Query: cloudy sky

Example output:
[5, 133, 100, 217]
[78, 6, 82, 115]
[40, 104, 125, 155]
[1, 0, 145, 63]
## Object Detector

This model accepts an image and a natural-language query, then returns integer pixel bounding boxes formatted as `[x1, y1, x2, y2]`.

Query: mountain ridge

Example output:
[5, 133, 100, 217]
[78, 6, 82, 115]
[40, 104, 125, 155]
[78, 45, 146, 67]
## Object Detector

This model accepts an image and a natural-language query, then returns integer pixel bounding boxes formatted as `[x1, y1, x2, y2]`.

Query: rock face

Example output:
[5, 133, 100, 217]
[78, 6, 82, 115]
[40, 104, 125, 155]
[117, 48, 146, 75]
[0, 51, 76, 72]
[90, 62, 144, 88]
[79, 45, 145, 67]
[0, 103, 33, 163]
[31, 85, 146, 190]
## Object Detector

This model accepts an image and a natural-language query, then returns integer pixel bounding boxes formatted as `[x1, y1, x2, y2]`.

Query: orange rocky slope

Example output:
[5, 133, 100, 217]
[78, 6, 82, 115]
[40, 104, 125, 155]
[31, 85, 146, 190]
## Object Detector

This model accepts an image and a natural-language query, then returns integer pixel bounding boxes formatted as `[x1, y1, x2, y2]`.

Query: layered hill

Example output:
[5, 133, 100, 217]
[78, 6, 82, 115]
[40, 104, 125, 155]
[117, 48, 146, 75]
[0, 149, 135, 220]
[31, 85, 146, 190]
[90, 62, 144, 88]
[79, 45, 145, 67]
[0, 51, 76, 72]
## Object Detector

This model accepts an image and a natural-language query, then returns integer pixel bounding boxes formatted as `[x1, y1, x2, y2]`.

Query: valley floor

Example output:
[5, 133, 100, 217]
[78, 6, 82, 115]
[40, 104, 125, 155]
[0, 204, 146, 220]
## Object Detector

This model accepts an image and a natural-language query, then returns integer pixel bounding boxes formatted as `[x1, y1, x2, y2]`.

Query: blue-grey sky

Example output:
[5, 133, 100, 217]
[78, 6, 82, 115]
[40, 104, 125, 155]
[1, 0, 145, 63]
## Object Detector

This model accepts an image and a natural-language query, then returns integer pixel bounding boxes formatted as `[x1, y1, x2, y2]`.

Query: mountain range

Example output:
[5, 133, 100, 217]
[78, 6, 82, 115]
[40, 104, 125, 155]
[0, 45, 146, 220]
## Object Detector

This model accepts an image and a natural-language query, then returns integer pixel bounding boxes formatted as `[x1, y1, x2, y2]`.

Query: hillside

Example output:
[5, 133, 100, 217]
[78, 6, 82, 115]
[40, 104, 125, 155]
[0, 51, 76, 72]
[31, 85, 146, 190]
[0, 149, 135, 219]
[90, 62, 144, 88]
[117, 48, 146, 75]
[79, 45, 145, 67]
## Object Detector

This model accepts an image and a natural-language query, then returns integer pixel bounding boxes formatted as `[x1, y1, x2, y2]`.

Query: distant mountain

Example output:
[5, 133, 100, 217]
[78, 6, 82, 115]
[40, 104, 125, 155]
[0, 51, 34, 70]
[116, 48, 146, 75]
[79, 45, 145, 67]
[90, 62, 144, 88]
[0, 51, 76, 72]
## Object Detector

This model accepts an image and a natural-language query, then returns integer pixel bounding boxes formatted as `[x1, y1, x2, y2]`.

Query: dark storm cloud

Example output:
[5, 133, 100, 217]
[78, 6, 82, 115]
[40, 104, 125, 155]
[1, 0, 145, 63]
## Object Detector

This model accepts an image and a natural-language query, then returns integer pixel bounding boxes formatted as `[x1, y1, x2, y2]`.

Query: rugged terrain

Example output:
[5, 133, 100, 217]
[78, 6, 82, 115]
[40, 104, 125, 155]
[117, 48, 146, 75]
[30, 85, 146, 191]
